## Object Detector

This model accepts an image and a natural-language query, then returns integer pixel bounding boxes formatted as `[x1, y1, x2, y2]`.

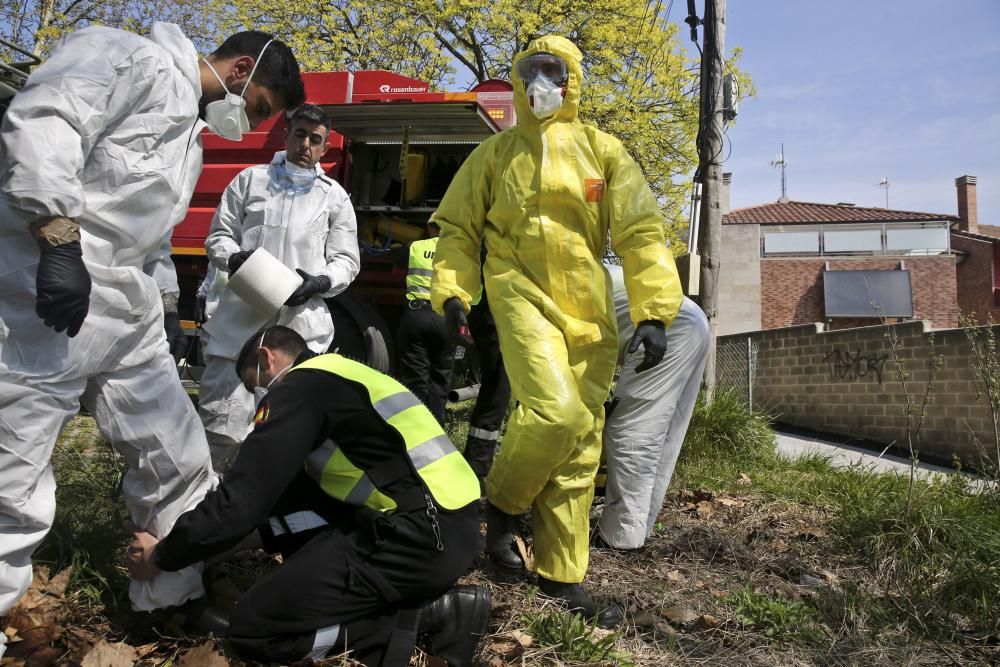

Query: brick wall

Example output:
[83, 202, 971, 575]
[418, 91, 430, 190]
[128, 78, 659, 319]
[760, 256, 958, 330]
[951, 233, 1000, 323]
[720, 321, 997, 465]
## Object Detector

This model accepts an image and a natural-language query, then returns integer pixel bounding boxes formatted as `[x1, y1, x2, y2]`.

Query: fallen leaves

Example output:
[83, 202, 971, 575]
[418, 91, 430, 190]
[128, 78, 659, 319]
[488, 629, 534, 662]
[512, 535, 534, 572]
[4, 566, 73, 664]
[176, 641, 230, 666]
[676, 489, 746, 520]
[80, 640, 139, 667]
[660, 603, 699, 627]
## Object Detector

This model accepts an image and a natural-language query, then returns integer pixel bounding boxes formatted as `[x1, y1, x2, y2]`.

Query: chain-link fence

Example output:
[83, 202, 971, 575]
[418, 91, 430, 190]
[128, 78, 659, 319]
[715, 336, 759, 408]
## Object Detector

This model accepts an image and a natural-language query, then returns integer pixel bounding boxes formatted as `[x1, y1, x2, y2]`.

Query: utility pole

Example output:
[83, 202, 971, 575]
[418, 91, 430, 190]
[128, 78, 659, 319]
[692, 0, 726, 402]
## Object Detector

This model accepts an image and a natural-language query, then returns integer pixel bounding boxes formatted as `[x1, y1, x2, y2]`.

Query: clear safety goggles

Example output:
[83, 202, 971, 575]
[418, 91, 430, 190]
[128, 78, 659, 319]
[515, 54, 568, 86]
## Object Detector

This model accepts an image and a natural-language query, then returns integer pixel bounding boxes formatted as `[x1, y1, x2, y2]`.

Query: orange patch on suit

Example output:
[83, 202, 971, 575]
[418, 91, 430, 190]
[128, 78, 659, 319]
[585, 179, 605, 203]
[254, 405, 270, 426]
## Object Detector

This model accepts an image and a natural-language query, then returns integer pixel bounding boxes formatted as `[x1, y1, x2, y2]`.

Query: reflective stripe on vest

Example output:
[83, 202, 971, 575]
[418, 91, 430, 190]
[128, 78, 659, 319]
[293, 354, 480, 511]
[406, 237, 438, 301]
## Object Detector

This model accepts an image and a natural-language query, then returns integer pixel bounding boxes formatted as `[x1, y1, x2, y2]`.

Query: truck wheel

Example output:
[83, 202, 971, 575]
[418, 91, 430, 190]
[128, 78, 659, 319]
[326, 293, 395, 374]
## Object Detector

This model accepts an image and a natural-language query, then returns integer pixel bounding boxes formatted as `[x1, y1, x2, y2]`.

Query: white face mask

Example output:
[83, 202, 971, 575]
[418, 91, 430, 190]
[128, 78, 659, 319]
[204, 39, 273, 141]
[279, 160, 318, 191]
[526, 75, 564, 118]
[252, 332, 295, 404]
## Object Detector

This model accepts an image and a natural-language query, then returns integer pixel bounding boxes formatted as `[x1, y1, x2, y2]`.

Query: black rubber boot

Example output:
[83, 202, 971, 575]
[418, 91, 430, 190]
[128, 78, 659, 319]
[418, 584, 492, 666]
[485, 501, 524, 570]
[154, 596, 230, 636]
[537, 576, 622, 629]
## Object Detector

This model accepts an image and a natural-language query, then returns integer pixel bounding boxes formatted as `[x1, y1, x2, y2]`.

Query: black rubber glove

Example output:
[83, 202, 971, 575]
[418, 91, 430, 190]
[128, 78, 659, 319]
[628, 320, 667, 373]
[227, 249, 254, 274]
[164, 311, 188, 361]
[35, 240, 91, 337]
[285, 269, 332, 307]
[193, 294, 208, 324]
[444, 297, 474, 347]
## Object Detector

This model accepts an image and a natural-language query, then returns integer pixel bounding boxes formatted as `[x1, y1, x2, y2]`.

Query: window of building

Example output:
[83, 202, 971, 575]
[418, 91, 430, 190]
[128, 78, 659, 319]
[762, 227, 820, 255]
[885, 223, 949, 255]
[823, 227, 882, 254]
[761, 221, 951, 258]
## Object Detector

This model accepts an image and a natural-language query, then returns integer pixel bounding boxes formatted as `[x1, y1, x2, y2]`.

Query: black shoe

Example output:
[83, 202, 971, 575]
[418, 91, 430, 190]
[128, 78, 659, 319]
[485, 502, 524, 570]
[537, 576, 622, 629]
[591, 531, 643, 553]
[418, 585, 492, 666]
[154, 596, 230, 636]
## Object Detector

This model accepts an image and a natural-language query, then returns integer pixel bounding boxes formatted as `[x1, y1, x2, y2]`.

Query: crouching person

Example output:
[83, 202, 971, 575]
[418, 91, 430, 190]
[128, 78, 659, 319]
[596, 262, 710, 551]
[125, 326, 490, 666]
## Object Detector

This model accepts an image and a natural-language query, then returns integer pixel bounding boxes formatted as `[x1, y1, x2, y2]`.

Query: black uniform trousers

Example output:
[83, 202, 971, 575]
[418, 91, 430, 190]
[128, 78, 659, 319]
[229, 502, 480, 665]
[396, 300, 456, 425]
[463, 293, 511, 480]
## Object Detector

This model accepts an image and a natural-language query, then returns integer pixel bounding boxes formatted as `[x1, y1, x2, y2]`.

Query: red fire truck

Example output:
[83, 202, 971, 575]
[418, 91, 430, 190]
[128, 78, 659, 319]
[171, 70, 515, 372]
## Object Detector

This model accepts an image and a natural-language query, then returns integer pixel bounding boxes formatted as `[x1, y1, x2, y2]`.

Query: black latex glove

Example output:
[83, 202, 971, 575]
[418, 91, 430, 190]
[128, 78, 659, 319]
[193, 295, 208, 324]
[164, 311, 188, 361]
[444, 297, 474, 347]
[35, 240, 91, 337]
[285, 269, 332, 307]
[628, 320, 667, 373]
[227, 249, 255, 274]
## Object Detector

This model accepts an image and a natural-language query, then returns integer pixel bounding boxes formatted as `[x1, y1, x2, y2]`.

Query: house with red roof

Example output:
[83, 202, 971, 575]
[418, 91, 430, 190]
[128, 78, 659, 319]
[717, 175, 960, 334]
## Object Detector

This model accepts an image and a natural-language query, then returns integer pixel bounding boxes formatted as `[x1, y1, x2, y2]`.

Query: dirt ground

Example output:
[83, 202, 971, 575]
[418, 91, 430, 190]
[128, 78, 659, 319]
[5, 479, 995, 666]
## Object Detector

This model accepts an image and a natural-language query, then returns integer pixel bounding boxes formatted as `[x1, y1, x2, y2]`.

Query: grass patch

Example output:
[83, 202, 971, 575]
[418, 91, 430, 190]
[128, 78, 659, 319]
[676, 388, 778, 489]
[675, 391, 1000, 646]
[521, 604, 635, 666]
[724, 585, 824, 646]
[37, 418, 129, 608]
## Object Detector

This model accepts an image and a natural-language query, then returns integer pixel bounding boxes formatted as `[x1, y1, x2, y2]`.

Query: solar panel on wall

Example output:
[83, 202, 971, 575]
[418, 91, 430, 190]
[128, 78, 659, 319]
[823, 270, 914, 318]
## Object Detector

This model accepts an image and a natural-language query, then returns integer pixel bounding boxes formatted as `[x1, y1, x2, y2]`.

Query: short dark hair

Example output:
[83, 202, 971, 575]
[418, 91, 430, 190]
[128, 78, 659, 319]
[235, 326, 308, 380]
[212, 31, 306, 110]
[289, 103, 331, 134]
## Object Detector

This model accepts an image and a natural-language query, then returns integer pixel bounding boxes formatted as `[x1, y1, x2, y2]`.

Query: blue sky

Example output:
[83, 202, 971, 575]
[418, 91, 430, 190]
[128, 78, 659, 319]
[724, 0, 1000, 221]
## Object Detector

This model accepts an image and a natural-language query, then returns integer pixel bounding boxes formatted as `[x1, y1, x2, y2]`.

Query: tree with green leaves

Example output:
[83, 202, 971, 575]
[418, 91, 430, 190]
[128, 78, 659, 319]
[3, 0, 749, 244]
[0, 0, 216, 56]
[216, 0, 750, 245]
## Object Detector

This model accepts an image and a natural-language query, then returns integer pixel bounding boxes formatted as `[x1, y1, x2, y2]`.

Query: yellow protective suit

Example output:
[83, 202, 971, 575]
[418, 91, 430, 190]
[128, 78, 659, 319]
[430, 35, 683, 583]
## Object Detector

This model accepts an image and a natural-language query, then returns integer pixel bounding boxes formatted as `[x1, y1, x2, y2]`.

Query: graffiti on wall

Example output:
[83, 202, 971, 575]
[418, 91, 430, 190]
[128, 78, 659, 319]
[823, 348, 889, 384]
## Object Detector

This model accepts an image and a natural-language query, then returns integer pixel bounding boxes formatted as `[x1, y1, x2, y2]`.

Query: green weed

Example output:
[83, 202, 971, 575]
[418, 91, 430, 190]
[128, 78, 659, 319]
[724, 585, 824, 645]
[39, 423, 129, 607]
[522, 606, 635, 666]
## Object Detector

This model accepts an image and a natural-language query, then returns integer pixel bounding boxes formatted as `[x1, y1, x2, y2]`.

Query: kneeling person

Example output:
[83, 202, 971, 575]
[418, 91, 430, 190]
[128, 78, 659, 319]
[126, 326, 489, 666]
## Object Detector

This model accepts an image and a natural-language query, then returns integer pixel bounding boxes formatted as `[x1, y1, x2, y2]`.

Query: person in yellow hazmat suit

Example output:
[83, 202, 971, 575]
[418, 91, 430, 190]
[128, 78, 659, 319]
[430, 35, 683, 628]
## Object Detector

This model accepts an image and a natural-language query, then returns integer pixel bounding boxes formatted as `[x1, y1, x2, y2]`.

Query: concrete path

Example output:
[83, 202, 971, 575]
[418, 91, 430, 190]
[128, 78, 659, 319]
[774, 428, 966, 482]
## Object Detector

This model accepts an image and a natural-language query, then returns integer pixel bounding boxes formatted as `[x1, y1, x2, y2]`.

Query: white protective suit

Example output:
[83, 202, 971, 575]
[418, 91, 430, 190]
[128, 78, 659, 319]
[598, 263, 710, 549]
[200, 151, 359, 467]
[0, 22, 216, 636]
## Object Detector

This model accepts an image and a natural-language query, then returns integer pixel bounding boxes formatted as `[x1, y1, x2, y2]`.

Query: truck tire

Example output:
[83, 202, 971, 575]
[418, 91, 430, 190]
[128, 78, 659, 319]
[326, 293, 395, 374]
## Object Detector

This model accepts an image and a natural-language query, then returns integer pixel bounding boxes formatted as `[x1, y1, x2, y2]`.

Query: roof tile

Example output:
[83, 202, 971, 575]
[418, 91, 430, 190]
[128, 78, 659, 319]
[723, 200, 958, 225]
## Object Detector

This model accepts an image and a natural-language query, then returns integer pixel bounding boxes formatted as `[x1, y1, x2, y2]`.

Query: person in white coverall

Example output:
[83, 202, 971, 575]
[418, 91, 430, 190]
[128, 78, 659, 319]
[200, 104, 360, 469]
[0, 24, 304, 650]
[596, 263, 710, 550]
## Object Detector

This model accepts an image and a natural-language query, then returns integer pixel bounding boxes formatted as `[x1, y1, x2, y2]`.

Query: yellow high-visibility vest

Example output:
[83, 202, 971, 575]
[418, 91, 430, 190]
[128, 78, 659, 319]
[292, 354, 480, 512]
[406, 237, 438, 301]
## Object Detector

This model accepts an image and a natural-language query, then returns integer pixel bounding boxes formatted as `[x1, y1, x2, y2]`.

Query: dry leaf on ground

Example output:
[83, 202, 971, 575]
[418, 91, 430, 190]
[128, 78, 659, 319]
[81, 640, 140, 667]
[176, 641, 229, 667]
[512, 535, 534, 572]
[4, 566, 73, 659]
[660, 604, 699, 627]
